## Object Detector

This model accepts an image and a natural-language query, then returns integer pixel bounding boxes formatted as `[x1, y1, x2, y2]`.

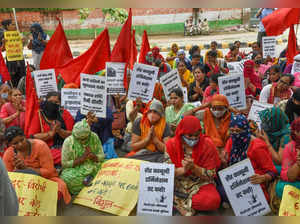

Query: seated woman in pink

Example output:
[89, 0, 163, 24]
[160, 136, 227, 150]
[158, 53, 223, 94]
[0, 88, 25, 130]
[202, 73, 223, 104]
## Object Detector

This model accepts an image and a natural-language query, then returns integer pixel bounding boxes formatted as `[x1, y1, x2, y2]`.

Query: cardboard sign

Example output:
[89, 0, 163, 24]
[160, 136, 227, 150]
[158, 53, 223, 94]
[105, 62, 126, 95]
[218, 73, 246, 110]
[279, 185, 300, 216]
[227, 62, 244, 76]
[218, 159, 271, 216]
[8, 172, 58, 216]
[247, 100, 273, 129]
[262, 36, 276, 59]
[160, 70, 182, 101]
[80, 74, 107, 118]
[128, 63, 159, 103]
[74, 158, 142, 216]
[291, 61, 300, 74]
[61, 88, 81, 118]
[137, 162, 175, 216]
[4, 31, 24, 61]
[33, 69, 58, 99]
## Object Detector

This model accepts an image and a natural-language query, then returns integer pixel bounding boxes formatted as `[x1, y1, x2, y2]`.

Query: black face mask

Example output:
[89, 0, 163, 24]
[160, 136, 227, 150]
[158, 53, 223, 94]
[41, 101, 59, 120]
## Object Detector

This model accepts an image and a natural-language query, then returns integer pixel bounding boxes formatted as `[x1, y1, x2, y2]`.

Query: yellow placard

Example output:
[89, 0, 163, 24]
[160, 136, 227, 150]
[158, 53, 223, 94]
[8, 172, 58, 216]
[4, 31, 24, 61]
[279, 185, 300, 216]
[74, 158, 142, 216]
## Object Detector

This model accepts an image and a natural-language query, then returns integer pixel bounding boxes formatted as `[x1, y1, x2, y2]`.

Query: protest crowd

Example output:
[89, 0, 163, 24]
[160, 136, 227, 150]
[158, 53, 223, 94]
[0, 8, 300, 216]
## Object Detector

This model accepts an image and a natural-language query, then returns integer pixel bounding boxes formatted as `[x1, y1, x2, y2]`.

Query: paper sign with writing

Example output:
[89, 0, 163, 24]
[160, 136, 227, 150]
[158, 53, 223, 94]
[128, 63, 159, 103]
[8, 172, 58, 216]
[80, 74, 107, 118]
[61, 88, 81, 118]
[291, 61, 300, 74]
[247, 100, 273, 129]
[279, 185, 300, 216]
[33, 69, 58, 99]
[182, 87, 188, 103]
[218, 159, 271, 216]
[262, 36, 276, 59]
[4, 31, 24, 61]
[74, 158, 142, 216]
[137, 162, 175, 216]
[218, 73, 246, 110]
[106, 62, 126, 95]
[160, 70, 182, 101]
[227, 62, 244, 76]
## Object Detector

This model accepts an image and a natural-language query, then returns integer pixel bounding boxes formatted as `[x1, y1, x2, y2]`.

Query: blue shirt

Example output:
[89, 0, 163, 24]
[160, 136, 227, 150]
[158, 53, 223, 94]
[259, 8, 274, 32]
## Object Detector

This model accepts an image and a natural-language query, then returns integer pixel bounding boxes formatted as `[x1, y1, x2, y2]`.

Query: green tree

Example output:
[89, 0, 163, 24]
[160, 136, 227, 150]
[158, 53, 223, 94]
[79, 8, 128, 24]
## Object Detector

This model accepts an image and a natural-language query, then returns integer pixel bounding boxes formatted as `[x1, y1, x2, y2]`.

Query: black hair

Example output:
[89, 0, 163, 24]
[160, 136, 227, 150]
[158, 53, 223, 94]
[292, 88, 300, 101]
[251, 41, 260, 48]
[211, 41, 218, 46]
[170, 87, 183, 98]
[193, 65, 205, 73]
[177, 60, 186, 67]
[281, 73, 295, 85]
[46, 91, 61, 101]
[191, 53, 201, 59]
[230, 45, 237, 52]
[269, 64, 281, 73]
[29, 64, 36, 71]
[251, 51, 261, 60]
[234, 40, 241, 45]
[189, 45, 200, 56]
[4, 126, 25, 144]
[207, 50, 217, 58]
[1, 19, 12, 30]
[210, 73, 223, 85]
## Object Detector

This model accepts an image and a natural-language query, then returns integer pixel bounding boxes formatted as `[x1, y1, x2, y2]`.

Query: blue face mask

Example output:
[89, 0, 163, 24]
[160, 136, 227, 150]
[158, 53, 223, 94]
[182, 135, 199, 147]
[1, 93, 8, 99]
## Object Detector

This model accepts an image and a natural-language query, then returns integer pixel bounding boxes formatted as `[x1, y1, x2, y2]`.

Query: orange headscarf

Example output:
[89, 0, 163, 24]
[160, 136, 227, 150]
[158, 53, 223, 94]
[204, 94, 231, 148]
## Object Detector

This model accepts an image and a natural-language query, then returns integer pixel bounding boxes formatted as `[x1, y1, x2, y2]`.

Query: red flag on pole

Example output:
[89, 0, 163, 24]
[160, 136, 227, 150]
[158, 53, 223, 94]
[0, 50, 11, 83]
[138, 30, 151, 64]
[111, 8, 132, 89]
[40, 18, 73, 70]
[286, 25, 298, 65]
[129, 29, 138, 70]
[57, 28, 111, 86]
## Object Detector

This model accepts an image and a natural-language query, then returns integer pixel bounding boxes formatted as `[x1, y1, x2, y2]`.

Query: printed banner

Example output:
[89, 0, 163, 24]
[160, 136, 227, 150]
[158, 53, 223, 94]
[160, 70, 182, 101]
[218, 159, 271, 216]
[4, 31, 24, 61]
[106, 62, 126, 95]
[279, 185, 300, 216]
[227, 62, 244, 76]
[128, 63, 159, 103]
[80, 74, 107, 118]
[218, 73, 246, 110]
[247, 100, 273, 129]
[8, 172, 58, 216]
[61, 88, 81, 118]
[137, 162, 175, 216]
[33, 69, 58, 98]
[262, 36, 276, 59]
[74, 158, 142, 216]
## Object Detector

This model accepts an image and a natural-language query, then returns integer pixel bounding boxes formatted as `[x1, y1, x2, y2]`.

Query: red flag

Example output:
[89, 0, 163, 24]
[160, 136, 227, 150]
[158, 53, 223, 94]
[57, 28, 111, 86]
[111, 8, 132, 89]
[24, 64, 40, 137]
[262, 8, 300, 36]
[129, 29, 138, 70]
[138, 30, 151, 64]
[286, 25, 297, 65]
[0, 50, 11, 83]
[40, 18, 73, 70]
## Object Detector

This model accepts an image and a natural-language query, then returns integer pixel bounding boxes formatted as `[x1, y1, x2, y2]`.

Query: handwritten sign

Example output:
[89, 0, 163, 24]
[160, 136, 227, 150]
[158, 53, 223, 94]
[74, 158, 142, 216]
[4, 31, 24, 61]
[247, 100, 273, 129]
[160, 70, 182, 101]
[106, 62, 126, 95]
[61, 88, 81, 118]
[218, 73, 246, 110]
[8, 172, 58, 216]
[33, 69, 58, 98]
[279, 185, 300, 216]
[80, 74, 107, 118]
[128, 63, 159, 103]
[291, 61, 300, 74]
[137, 162, 175, 216]
[262, 36, 276, 59]
[227, 62, 244, 76]
[218, 159, 271, 216]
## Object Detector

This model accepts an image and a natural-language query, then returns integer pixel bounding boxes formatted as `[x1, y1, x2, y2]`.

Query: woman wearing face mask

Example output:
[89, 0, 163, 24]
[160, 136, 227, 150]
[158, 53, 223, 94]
[0, 83, 11, 110]
[165, 116, 221, 216]
[278, 88, 300, 124]
[60, 119, 105, 195]
[0, 88, 25, 130]
[127, 99, 171, 162]
[188, 65, 209, 102]
[202, 73, 223, 104]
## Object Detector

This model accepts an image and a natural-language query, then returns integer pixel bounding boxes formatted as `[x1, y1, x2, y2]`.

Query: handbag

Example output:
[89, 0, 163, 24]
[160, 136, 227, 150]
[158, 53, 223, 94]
[111, 111, 126, 130]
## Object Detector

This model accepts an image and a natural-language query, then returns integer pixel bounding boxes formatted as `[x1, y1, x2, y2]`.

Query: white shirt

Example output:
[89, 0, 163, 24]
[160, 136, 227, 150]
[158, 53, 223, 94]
[259, 84, 292, 105]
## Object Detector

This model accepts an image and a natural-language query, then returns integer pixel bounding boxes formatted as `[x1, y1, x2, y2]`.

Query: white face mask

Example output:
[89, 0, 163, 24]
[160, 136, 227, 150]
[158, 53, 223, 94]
[211, 108, 227, 118]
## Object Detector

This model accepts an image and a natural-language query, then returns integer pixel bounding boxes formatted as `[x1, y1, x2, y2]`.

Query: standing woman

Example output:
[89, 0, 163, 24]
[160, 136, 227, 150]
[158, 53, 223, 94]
[188, 65, 209, 102]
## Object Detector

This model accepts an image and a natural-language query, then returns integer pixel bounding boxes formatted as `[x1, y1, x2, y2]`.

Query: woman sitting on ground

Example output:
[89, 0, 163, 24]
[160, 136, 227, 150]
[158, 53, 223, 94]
[165, 116, 221, 216]
[177, 61, 194, 89]
[0, 84, 11, 110]
[202, 73, 223, 104]
[60, 119, 105, 195]
[188, 65, 209, 103]
[3, 126, 71, 204]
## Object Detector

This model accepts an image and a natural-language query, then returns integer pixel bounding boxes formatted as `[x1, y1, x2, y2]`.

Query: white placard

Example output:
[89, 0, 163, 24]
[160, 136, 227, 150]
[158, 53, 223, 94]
[33, 69, 58, 98]
[128, 63, 159, 103]
[80, 74, 107, 118]
[105, 62, 126, 95]
[61, 88, 81, 118]
[219, 159, 271, 216]
[182, 87, 188, 103]
[160, 70, 182, 101]
[262, 36, 276, 59]
[227, 62, 244, 76]
[218, 73, 246, 110]
[137, 162, 175, 216]
[291, 61, 300, 74]
[247, 100, 273, 129]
